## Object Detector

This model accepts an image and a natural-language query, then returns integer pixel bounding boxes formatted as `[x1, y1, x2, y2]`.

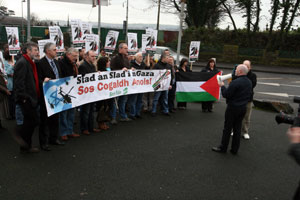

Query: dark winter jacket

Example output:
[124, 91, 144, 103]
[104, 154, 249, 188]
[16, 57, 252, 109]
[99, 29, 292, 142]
[221, 75, 252, 107]
[13, 56, 39, 107]
[78, 60, 97, 76]
[130, 60, 146, 70]
[110, 53, 130, 70]
[59, 55, 77, 78]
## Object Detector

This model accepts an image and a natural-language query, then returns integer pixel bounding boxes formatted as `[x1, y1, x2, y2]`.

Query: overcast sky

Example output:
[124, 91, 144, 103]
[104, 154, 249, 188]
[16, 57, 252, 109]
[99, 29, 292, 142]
[2, 0, 299, 30]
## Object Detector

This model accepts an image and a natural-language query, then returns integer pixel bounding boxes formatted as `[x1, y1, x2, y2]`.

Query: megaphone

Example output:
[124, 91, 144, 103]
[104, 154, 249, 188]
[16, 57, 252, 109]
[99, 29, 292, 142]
[217, 74, 232, 83]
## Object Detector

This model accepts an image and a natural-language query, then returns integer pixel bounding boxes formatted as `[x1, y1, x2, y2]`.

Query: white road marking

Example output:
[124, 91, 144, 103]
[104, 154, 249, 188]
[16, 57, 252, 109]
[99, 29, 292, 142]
[258, 82, 280, 86]
[258, 82, 300, 88]
[257, 92, 290, 97]
[258, 78, 283, 80]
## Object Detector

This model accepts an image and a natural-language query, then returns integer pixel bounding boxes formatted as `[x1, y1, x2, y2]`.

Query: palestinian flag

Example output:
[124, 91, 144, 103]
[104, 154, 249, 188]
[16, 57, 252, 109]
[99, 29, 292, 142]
[176, 71, 222, 102]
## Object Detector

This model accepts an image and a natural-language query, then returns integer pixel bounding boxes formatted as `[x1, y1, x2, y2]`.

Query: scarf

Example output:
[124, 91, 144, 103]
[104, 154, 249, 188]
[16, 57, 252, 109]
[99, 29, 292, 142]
[23, 54, 40, 98]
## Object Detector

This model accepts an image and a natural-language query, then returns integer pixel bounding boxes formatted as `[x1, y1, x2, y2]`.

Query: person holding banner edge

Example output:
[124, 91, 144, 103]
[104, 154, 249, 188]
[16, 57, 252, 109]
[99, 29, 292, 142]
[151, 52, 172, 117]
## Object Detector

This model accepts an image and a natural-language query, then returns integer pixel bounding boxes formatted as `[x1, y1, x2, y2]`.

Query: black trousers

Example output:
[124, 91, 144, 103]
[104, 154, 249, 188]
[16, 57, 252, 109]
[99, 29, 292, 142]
[39, 103, 59, 145]
[220, 105, 247, 153]
[19, 102, 39, 148]
[168, 84, 176, 110]
[202, 101, 213, 111]
[294, 181, 300, 200]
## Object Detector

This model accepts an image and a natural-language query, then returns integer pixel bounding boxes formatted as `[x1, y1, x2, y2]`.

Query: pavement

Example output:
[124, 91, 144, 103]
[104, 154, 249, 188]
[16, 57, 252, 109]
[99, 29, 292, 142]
[193, 61, 300, 75]
[0, 100, 298, 200]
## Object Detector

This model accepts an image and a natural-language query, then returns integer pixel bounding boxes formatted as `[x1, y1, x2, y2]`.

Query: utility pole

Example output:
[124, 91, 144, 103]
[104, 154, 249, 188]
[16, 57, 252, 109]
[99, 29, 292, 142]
[27, 0, 31, 42]
[98, 0, 101, 49]
[21, 0, 25, 44]
[125, 0, 129, 42]
[176, 0, 185, 65]
[156, 0, 161, 31]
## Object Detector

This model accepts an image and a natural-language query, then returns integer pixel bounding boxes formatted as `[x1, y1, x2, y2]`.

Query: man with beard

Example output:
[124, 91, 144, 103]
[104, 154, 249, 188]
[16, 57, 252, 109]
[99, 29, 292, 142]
[14, 42, 40, 153]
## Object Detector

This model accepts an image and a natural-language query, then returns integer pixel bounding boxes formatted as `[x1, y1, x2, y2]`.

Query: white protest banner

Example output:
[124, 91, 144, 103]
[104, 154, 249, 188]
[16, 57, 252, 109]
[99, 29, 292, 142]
[127, 32, 138, 55]
[145, 28, 157, 54]
[38, 39, 53, 58]
[104, 30, 119, 53]
[5, 27, 20, 55]
[71, 19, 84, 49]
[189, 41, 201, 62]
[82, 22, 93, 41]
[85, 34, 99, 54]
[141, 34, 148, 54]
[49, 26, 64, 56]
[43, 69, 171, 116]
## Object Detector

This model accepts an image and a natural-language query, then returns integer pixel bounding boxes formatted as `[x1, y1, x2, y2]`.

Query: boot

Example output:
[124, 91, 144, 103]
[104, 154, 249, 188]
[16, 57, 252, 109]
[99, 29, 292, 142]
[99, 122, 109, 130]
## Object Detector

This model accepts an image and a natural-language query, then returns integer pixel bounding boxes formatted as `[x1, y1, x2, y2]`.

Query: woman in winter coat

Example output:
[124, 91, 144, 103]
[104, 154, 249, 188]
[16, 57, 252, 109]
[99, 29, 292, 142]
[201, 58, 219, 112]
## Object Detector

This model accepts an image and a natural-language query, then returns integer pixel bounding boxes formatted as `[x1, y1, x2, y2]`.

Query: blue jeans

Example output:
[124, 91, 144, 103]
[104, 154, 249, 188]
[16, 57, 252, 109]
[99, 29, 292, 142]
[118, 95, 128, 119]
[128, 93, 144, 117]
[152, 91, 169, 114]
[59, 108, 75, 136]
[80, 103, 95, 132]
[110, 98, 117, 119]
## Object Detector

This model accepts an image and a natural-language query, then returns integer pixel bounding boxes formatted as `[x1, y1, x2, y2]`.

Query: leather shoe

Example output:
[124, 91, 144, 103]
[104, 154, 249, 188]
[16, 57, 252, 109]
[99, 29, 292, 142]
[68, 133, 80, 138]
[212, 146, 226, 153]
[61, 135, 68, 141]
[50, 140, 65, 145]
[82, 130, 90, 135]
[92, 128, 101, 133]
[230, 150, 238, 155]
[41, 145, 51, 151]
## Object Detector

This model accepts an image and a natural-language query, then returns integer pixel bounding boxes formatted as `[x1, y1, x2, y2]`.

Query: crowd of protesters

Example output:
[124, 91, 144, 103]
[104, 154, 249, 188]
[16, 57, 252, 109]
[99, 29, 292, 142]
[0, 41, 257, 154]
[0, 41, 192, 153]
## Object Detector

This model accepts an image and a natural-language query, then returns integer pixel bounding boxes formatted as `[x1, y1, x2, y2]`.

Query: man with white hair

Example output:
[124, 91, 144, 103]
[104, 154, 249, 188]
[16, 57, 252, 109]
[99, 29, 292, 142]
[127, 52, 147, 119]
[212, 64, 252, 155]
[241, 60, 257, 140]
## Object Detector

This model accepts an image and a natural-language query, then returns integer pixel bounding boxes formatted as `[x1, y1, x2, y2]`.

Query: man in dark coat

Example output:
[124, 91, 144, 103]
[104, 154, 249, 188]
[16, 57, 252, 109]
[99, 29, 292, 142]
[78, 50, 100, 135]
[14, 42, 40, 153]
[212, 64, 252, 155]
[36, 42, 64, 151]
[151, 53, 172, 117]
[58, 47, 79, 141]
[127, 52, 146, 119]
[110, 43, 131, 123]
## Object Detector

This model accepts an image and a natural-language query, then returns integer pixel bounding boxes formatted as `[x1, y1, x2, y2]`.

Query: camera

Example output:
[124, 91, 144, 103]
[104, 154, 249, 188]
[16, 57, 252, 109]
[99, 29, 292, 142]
[275, 96, 300, 127]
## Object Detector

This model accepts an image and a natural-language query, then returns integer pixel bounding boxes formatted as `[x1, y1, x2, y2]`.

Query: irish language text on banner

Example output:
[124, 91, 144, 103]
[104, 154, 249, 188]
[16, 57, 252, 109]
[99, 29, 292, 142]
[189, 41, 201, 62]
[5, 27, 20, 55]
[44, 69, 171, 116]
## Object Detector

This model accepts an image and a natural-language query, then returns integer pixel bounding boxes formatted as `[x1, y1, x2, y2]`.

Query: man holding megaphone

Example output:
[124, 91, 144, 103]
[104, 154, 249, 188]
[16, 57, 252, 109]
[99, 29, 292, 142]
[212, 64, 252, 155]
